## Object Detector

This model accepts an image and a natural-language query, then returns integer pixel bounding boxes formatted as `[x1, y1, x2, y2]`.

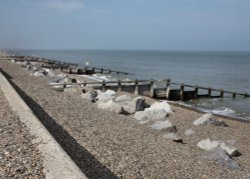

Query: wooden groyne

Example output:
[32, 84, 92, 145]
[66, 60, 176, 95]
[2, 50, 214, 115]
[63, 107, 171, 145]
[50, 79, 250, 101]
[3, 55, 131, 75]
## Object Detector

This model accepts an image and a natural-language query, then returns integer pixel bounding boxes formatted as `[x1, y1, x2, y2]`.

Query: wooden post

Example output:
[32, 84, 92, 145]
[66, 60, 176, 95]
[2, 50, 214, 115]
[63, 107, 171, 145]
[149, 80, 154, 98]
[102, 80, 106, 92]
[92, 67, 95, 73]
[83, 81, 86, 87]
[100, 68, 104, 73]
[118, 80, 122, 92]
[180, 84, 184, 101]
[208, 88, 212, 98]
[166, 79, 171, 99]
[108, 70, 111, 74]
[134, 79, 139, 95]
[232, 92, 236, 98]
[194, 86, 198, 99]
[220, 89, 224, 98]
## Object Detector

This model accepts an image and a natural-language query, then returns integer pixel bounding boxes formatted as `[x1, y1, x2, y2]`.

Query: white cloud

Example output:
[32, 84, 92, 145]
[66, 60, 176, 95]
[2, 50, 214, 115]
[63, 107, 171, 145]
[44, 0, 85, 13]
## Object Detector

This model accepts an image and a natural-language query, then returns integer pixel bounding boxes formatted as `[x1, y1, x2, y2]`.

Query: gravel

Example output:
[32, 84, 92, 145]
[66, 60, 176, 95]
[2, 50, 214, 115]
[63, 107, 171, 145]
[1, 59, 250, 178]
[0, 88, 45, 178]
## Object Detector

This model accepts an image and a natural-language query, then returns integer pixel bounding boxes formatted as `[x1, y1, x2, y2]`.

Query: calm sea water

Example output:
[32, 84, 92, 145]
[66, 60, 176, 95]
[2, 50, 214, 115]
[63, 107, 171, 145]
[11, 49, 250, 121]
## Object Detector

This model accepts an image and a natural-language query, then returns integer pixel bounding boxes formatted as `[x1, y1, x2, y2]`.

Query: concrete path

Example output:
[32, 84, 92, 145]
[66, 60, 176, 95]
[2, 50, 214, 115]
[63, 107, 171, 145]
[0, 71, 87, 179]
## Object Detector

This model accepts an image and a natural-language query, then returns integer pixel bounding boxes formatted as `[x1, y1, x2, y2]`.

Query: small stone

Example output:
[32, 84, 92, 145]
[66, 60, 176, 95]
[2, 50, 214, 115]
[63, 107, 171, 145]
[197, 139, 219, 151]
[184, 129, 195, 136]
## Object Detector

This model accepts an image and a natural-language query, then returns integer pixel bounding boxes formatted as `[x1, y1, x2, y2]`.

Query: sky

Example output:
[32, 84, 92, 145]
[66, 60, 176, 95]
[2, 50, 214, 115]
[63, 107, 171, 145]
[0, 0, 250, 51]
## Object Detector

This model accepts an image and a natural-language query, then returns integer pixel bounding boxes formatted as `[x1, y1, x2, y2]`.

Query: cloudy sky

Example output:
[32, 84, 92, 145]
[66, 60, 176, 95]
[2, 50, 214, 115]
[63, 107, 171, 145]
[0, 0, 250, 51]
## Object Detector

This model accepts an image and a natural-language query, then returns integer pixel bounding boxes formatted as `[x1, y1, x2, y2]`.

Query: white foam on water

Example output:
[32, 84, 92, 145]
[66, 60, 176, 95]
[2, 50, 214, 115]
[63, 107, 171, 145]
[208, 107, 236, 116]
[92, 74, 113, 81]
[77, 74, 106, 82]
[167, 100, 247, 120]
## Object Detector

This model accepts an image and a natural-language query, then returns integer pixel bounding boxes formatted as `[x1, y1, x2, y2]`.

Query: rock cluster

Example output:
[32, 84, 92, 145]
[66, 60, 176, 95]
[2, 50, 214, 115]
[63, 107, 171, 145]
[194, 114, 241, 170]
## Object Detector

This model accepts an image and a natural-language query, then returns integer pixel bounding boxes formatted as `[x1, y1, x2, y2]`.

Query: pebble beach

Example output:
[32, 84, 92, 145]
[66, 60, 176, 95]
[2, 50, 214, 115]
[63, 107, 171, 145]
[1, 57, 250, 178]
[0, 83, 45, 178]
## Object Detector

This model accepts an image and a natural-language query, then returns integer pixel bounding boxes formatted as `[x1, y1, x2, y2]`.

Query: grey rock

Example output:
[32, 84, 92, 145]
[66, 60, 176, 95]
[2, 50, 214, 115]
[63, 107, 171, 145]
[197, 139, 240, 157]
[194, 113, 227, 127]
[134, 109, 167, 122]
[219, 142, 240, 157]
[203, 147, 241, 170]
[117, 97, 149, 114]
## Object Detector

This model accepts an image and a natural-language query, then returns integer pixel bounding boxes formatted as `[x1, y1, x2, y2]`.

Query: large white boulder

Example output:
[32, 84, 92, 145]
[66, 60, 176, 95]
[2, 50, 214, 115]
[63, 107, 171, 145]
[97, 100, 124, 114]
[197, 139, 220, 151]
[134, 109, 167, 122]
[115, 94, 131, 102]
[150, 120, 177, 132]
[105, 89, 116, 97]
[147, 101, 173, 114]
[96, 92, 115, 102]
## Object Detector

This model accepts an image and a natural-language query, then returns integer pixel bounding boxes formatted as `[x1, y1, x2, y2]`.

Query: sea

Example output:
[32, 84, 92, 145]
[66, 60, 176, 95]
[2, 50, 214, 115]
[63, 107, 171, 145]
[9, 49, 250, 122]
